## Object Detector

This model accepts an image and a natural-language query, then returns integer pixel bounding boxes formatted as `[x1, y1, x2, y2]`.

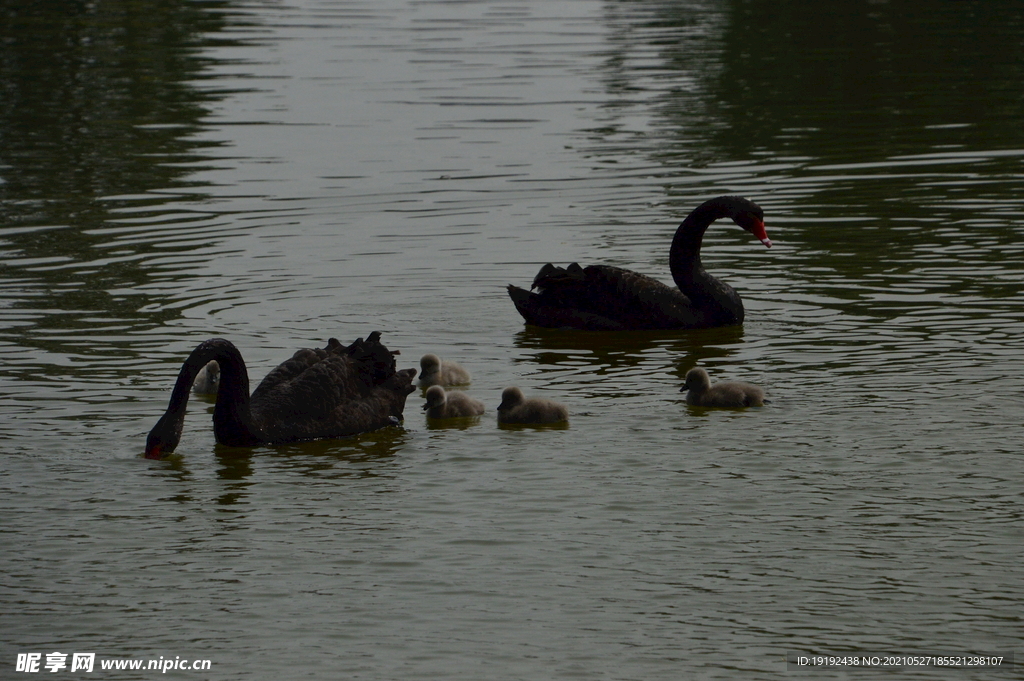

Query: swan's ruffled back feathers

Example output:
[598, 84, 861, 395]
[252, 334, 397, 400]
[342, 331, 401, 387]
[249, 334, 414, 442]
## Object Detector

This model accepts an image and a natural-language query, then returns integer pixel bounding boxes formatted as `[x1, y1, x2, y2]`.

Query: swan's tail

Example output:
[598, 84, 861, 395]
[507, 284, 623, 330]
[507, 284, 538, 323]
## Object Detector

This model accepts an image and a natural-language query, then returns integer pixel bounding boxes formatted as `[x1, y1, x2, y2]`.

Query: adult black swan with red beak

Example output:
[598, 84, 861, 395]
[145, 332, 416, 458]
[507, 196, 772, 330]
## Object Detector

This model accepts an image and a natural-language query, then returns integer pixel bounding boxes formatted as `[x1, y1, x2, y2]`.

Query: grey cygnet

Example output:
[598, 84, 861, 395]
[418, 353, 471, 387]
[496, 387, 568, 424]
[423, 385, 485, 418]
[192, 360, 220, 395]
[680, 367, 764, 407]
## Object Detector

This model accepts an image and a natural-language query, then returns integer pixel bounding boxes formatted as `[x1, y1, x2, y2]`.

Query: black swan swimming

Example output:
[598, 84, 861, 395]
[680, 367, 764, 408]
[145, 332, 416, 458]
[496, 387, 568, 424]
[422, 385, 486, 418]
[507, 196, 771, 330]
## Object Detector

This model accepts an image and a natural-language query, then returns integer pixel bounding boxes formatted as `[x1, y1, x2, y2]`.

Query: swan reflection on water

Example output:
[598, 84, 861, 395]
[511, 323, 748, 378]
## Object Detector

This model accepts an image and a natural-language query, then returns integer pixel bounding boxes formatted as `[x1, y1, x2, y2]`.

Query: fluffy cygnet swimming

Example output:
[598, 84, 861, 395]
[496, 387, 568, 424]
[418, 353, 471, 387]
[192, 360, 220, 395]
[422, 385, 486, 419]
[680, 367, 764, 408]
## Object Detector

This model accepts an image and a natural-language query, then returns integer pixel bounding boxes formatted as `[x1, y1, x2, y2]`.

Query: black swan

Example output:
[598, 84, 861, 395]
[145, 332, 416, 458]
[418, 353, 471, 387]
[422, 385, 486, 418]
[496, 387, 568, 424]
[507, 196, 771, 330]
[680, 367, 764, 408]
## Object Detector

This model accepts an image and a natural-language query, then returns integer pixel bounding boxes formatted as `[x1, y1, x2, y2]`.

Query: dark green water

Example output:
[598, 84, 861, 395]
[2, 1, 1021, 678]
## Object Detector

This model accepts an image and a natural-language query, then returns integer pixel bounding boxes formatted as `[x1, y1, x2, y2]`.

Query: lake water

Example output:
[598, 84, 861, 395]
[1, 1, 1022, 679]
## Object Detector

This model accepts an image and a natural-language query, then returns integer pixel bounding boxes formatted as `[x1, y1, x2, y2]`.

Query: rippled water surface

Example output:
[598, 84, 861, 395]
[2, 1, 1022, 679]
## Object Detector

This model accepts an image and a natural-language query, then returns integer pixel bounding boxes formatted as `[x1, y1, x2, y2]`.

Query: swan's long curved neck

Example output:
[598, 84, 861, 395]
[667, 200, 744, 323]
[151, 339, 260, 454]
[668, 200, 730, 284]
[204, 342, 263, 446]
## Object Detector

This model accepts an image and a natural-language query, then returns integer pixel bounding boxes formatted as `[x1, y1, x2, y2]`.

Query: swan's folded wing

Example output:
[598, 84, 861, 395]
[251, 354, 357, 419]
[576, 265, 698, 328]
[251, 345, 331, 401]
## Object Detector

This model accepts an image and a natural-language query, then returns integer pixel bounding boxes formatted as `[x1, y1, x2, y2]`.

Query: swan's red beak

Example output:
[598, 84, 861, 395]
[144, 445, 162, 460]
[750, 218, 771, 248]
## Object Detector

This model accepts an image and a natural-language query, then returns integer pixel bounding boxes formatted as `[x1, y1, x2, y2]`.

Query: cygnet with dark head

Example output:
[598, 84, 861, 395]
[418, 353, 471, 387]
[422, 385, 486, 419]
[496, 387, 568, 424]
[680, 367, 764, 408]
[192, 360, 220, 395]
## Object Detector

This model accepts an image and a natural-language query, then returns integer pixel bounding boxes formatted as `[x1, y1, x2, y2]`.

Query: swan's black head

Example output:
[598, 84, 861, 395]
[723, 197, 771, 248]
[145, 412, 182, 459]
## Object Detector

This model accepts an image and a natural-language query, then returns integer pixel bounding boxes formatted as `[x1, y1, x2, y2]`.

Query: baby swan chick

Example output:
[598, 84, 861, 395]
[192, 360, 220, 395]
[497, 387, 568, 424]
[423, 385, 486, 419]
[419, 353, 471, 387]
[680, 367, 764, 408]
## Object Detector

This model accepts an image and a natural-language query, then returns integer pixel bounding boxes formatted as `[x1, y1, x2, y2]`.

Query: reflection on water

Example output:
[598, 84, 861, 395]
[513, 324, 753, 393]
[497, 420, 570, 432]
[713, 1, 1024, 160]
[424, 415, 484, 432]
[262, 426, 410, 473]
[0, 0, 254, 454]
[2, 0, 1023, 678]
[0, 0, 242, 336]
